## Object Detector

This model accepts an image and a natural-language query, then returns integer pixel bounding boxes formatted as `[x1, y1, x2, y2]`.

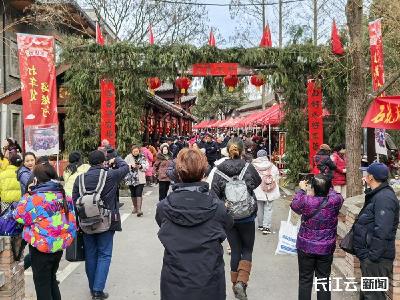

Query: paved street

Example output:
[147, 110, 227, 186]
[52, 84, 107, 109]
[24, 186, 357, 300]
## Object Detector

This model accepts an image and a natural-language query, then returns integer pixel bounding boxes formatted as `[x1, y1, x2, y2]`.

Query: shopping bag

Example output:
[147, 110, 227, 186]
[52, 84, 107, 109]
[66, 231, 85, 262]
[275, 209, 299, 255]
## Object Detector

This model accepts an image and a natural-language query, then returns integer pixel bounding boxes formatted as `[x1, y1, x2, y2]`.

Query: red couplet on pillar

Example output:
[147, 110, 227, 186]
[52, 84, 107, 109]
[100, 79, 116, 148]
[307, 80, 324, 170]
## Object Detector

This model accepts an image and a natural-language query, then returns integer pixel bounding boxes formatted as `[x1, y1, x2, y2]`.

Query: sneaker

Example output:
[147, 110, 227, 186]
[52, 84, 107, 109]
[92, 291, 109, 300]
[262, 228, 272, 235]
[257, 226, 263, 231]
[233, 282, 247, 300]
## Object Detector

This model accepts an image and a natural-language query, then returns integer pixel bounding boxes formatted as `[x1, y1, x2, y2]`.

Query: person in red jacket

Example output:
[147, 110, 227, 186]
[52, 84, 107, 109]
[331, 144, 347, 198]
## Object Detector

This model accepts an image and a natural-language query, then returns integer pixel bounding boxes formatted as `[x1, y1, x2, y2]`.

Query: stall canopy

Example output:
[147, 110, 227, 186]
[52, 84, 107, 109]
[362, 96, 400, 129]
[196, 104, 329, 130]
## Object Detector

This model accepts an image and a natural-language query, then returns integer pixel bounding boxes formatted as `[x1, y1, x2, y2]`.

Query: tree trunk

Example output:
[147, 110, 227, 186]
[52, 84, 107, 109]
[346, 0, 365, 197]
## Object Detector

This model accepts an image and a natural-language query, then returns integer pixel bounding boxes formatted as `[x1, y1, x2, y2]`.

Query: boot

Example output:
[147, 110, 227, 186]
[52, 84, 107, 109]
[131, 197, 137, 214]
[136, 197, 143, 217]
[234, 260, 252, 300]
[231, 272, 239, 295]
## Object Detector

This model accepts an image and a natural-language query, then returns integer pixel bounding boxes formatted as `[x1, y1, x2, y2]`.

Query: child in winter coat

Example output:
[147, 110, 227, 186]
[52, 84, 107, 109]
[252, 150, 280, 235]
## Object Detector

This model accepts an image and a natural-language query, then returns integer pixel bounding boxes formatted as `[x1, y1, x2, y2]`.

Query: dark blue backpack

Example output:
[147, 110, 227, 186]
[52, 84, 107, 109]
[0, 203, 23, 236]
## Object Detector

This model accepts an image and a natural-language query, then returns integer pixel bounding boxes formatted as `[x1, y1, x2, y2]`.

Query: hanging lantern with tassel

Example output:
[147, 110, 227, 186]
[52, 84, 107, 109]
[146, 77, 161, 94]
[250, 74, 265, 91]
[224, 75, 239, 92]
[175, 77, 192, 94]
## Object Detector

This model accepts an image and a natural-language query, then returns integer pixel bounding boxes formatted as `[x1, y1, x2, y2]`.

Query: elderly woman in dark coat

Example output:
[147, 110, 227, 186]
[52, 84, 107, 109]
[156, 148, 233, 300]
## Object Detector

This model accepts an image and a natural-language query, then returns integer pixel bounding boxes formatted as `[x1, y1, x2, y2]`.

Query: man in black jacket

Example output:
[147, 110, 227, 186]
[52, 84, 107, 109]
[353, 162, 399, 300]
[204, 133, 219, 167]
[72, 150, 129, 300]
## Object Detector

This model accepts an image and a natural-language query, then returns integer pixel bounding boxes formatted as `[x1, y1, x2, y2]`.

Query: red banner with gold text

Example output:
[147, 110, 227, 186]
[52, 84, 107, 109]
[369, 19, 385, 93]
[17, 34, 58, 126]
[192, 63, 238, 76]
[100, 79, 116, 148]
[362, 96, 400, 129]
[307, 80, 324, 169]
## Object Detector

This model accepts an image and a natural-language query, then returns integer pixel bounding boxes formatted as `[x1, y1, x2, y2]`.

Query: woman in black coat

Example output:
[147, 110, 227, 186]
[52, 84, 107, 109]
[211, 138, 262, 300]
[156, 148, 233, 300]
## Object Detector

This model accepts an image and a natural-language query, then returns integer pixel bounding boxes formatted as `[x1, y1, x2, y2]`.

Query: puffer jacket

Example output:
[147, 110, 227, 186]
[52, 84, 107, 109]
[156, 182, 233, 300]
[17, 166, 32, 195]
[291, 189, 344, 255]
[312, 150, 336, 181]
[154, 153, 173, 182]
[0, 158, 9, 172]
[125, 154, 148, 185]
[353, 183, 399, 262]
[13, 181, 77, 253]
[252, 156, 280, 201]
[0, 165, 22, 203]
[331, 152, 346, 186]
[141, 146, 154, 177]
[63, 164, 90, 197]
[211, 158, 262, 223]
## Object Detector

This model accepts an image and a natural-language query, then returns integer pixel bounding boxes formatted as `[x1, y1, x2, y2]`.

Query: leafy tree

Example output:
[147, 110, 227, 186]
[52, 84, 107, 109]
[193, 80, 246, 119]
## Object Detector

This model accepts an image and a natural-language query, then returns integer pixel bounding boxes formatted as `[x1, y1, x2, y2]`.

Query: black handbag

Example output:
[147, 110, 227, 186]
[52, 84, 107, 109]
[340, 204, 368, 255]
[340, 226, 355, 255]
[66, 231, 85, 262]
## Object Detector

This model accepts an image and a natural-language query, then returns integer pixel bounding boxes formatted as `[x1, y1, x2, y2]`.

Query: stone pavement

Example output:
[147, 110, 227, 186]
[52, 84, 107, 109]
[24, 186, 358, 300]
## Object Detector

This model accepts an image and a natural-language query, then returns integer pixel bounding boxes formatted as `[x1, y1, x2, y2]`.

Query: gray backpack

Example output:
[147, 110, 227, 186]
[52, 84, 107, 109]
[76, 169, 112, 234]
[215, 163, 256, 220]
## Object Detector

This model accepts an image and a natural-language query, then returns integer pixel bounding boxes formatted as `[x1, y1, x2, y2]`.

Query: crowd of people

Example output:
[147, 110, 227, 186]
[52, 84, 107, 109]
[0, 133, 396, 300]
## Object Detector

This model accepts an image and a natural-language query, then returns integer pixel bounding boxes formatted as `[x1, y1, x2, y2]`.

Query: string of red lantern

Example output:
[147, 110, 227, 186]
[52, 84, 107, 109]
[176, 77, 192, 94]
[250, 74, 265, 91]
[224, 75, 239, 92]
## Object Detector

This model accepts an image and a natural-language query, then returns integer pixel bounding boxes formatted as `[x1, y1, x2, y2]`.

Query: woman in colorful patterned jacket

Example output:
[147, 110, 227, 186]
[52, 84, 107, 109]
[290, 174, 344, 300]
[13, 162, 77, 300]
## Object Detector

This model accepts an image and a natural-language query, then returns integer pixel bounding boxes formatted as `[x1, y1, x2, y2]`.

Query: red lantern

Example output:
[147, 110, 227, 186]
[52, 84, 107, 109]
[224, 75, 239, 92]
[146, 77, 161, 94]
[175, 77, 192, 94]
[250, 74, 265, 91]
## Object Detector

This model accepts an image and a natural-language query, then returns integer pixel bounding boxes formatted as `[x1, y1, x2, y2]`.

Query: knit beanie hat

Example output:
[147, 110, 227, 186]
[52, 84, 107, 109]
[257, 150, 268, 158]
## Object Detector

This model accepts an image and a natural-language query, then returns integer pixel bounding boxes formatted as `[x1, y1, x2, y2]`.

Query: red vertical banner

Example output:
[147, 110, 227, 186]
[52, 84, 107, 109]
[369, 19, 385, 93]
[17, 33, 59, 155]
[100, 79, 116, 148]
[307, 80, 324, 169]
[278, 132, 286, 157]
[97, 24, 116, 148]
[369, 19, 386, 154]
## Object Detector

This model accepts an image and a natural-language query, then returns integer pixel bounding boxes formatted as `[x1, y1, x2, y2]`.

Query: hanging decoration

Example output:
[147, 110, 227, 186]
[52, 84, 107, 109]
[331, 20, 344, 55]
[175, 77, 192, 94]
[146, 77, 161, 94]
[96, 22, 105, 46]
[224, 75, 239, 92]
[250, 74, 265, 91]
[148, 24, 154, 45]
[260, 25, 272, 47]
[208, 29, 216, 47]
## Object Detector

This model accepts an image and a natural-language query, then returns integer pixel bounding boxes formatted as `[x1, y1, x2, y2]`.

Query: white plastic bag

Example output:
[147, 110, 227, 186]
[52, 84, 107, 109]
[275, 209, 300, 255]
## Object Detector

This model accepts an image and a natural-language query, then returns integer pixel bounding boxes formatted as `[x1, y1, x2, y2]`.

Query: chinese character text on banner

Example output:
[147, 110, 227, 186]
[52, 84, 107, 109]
[307, 80, 324, 169]
[369, 19, 386, 155]
[100, 79, 116, 148]
[17, 34, 58, 126]
[17, 33, 59, 156]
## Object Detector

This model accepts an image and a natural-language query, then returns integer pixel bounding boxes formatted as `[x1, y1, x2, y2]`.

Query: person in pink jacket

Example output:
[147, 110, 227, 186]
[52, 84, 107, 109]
[331, 144, 347, 198]
[142, 144, 154, 186]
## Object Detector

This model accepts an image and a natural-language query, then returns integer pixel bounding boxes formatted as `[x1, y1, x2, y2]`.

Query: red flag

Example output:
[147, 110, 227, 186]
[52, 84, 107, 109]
[260, 25, 272, 47]
[208, 30, 216, 47]
[96, 22, 105, 46]
[149, 24, 154, 45]
[331, 20, 344, 55]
